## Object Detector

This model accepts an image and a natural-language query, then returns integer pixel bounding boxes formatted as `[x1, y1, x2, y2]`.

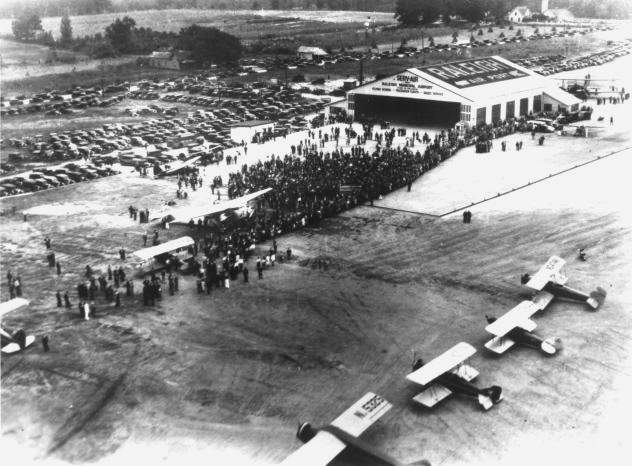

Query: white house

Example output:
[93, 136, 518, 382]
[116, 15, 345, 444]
[507, 6, 532, 23]
[543, 8, 575, 22]
[297, 46, 328, 61]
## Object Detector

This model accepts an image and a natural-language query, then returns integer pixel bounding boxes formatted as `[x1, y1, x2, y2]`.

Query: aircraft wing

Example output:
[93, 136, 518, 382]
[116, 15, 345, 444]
[413, 383, 453, 408]
[532, 290, 555, 311]
[0, 298, 29, 319]
[485, 336, 516, 354]
[406, 342, 476, 386]
[279, 430, 346, 466]
[166, 188, 272, 223]
[526, 256, 567, 290]
[160, 156, 201, 176]
[485, 301, 539, 337]
[329, 392, 392, 437]
[280, 392, 391, 466]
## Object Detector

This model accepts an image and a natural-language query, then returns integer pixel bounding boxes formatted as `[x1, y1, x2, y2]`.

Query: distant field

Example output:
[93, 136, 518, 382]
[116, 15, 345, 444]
[0, 9, 396, 40]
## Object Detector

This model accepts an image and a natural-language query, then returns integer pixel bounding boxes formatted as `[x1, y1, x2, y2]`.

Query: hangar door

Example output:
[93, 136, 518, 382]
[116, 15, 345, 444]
[353, 94, 461, 126]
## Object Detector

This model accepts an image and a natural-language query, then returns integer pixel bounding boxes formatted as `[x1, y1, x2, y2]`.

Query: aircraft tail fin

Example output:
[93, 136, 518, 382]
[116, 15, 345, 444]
[541, 337, 562, 355]
[478, 386, 503, 410]
[587, 287, 607, 310]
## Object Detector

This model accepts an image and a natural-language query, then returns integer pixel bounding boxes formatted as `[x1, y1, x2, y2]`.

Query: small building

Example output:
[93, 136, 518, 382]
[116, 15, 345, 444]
[342, 78, 358, 90]
[297, 46, 328, 61]
[230, 120, 275, 144]
[543, 8, 575, 22]
[507, 6, 532, 23]
[144, 50, 196, 70]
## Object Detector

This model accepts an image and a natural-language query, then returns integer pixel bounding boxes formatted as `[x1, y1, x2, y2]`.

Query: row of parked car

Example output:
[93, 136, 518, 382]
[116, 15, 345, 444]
[516, 41, 631, 76]
[1, 85, 129, 118]
[0, 163, 118, 197]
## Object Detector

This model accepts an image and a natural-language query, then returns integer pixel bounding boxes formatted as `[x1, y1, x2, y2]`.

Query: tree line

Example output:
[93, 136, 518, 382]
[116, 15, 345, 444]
[11, 12, 243, 64]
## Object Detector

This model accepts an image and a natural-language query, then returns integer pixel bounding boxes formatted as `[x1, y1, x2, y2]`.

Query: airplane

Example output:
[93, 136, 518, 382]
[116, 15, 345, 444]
[484, 300, 561, 356]
[154, 187, 272, 225]
[1, 298, 35, 354]
[407, 342, 503, 411]
[281, 392, 421, 466]
[521, 256, 607, 311]
[155, 156, 201, 177]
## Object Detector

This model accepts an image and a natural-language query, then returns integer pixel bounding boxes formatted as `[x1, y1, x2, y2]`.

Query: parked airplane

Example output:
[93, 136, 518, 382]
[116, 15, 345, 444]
[1, 298, 35, 354]
[522, 256, 606, 310]
[407, 342, 503, 411]
[484, 301, 561, 356]
[155, 188, 272, 225]
[155, 156, 201, 177]
[280, 392, 411, 466]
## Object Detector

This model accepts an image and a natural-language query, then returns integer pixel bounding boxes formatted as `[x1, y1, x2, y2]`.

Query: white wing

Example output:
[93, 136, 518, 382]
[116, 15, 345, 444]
[451, 363, 479, 381]
[526, 256, 567, 290]
[406, 342, 476, 386]
[166, 188, 272, 223]
[485, 301, 539, 337]
[160, 156, 201, 176]
[279, 430, 346, 466]
[330, 392, 392, 437]
[132, 236, 194, 262]
[532, 290, 555, 311]
[412, 383, 452, 408]
[485, 336, 516, 354]
[0, 298, 29, 319]
[280, 392, 392, 466]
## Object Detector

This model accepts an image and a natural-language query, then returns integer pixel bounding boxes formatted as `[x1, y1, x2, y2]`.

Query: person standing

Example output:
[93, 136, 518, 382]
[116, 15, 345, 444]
[14, 277, 22, 297]
[42, 335, 50, 352]
[64, 291, 71, 309]
[56, 290, 62, 307]
[243, 266, 249, 283]
[56, 261, 61, 276]
[142, 233, 148, 247]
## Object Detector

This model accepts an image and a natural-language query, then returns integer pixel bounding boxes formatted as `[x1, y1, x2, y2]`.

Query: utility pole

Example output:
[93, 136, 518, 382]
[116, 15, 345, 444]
[359, 58, 364, 86]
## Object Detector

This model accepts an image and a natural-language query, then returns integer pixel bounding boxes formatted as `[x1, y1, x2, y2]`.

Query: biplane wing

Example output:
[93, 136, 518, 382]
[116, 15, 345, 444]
[485, 301, 539, 337]
[532, 290, 555, 311]
[280, 392, 392, 466]
[1, 298, 34, 354]
[162, 188, 272, 223]
[406, 342, 476, 386]
[0, 298, 29, 318]
[411, 359, 479, 407]
[526, 256, 568, 290]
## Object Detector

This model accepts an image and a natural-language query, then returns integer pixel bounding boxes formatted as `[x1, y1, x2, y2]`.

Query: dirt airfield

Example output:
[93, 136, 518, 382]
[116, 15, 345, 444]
[3, 71, 632, 466]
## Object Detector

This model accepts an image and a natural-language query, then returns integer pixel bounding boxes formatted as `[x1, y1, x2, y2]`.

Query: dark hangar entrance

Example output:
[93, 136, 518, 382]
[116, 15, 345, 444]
[353, 94, 461, 126]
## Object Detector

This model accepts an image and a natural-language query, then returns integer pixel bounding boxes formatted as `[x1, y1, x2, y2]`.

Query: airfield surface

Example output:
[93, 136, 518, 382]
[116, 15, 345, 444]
[2, 61, 632, 466]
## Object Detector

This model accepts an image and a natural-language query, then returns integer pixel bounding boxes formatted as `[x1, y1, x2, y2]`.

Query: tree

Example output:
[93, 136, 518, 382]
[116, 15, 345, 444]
[395, 0, 439, 26]
[178, 25, 242, 64]
[60, 14, 73, 46]
[105, 16, 136, 53]
[12, 13, 42, 41]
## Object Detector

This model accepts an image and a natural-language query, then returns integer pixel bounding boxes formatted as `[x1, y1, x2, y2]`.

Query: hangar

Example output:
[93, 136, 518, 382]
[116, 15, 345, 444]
[346, 56, 581, 127]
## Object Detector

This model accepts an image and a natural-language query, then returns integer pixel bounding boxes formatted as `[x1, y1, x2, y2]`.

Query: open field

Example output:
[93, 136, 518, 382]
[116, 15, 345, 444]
[0, 39, 139, 83]
[0, 9, 395, 41]
[2, 55, 632, 465]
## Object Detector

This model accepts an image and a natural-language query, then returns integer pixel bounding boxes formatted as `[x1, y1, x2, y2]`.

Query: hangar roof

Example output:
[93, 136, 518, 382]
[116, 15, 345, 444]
[349, 56, 559, 104]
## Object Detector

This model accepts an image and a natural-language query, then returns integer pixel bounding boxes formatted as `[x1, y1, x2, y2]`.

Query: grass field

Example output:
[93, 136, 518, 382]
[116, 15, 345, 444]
[0, 9, 395, 40]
